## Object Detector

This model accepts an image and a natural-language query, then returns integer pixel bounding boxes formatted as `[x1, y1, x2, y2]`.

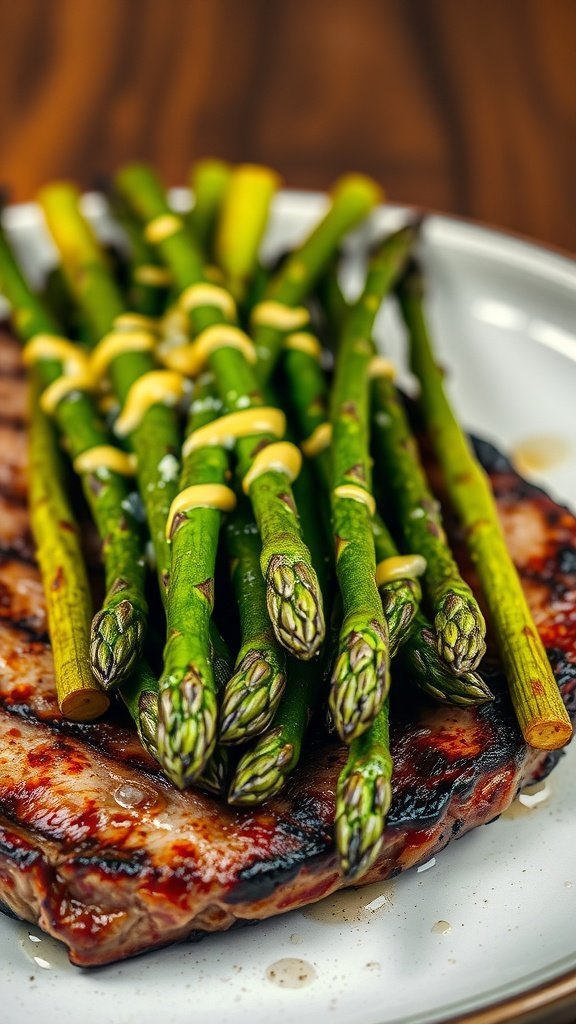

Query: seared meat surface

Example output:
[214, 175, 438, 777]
[0, 328, 575, 966]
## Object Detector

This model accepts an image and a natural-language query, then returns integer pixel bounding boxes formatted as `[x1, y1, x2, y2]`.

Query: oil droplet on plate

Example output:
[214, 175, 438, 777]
[564, 881, 573, 889]
[19, 927, 71, 970]
[431, 920, 452, 935]
[265, 958, 317, 988]
[511, 436, 571, 477]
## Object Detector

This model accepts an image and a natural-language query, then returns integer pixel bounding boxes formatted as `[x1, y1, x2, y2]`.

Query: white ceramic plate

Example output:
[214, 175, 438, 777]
[2, 193, 576, 1024]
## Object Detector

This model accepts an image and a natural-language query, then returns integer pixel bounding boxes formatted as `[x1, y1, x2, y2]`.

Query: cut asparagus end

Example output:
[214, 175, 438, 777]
[328, 621, 389, 743]
[90, 596, 146, 690]
[156, 668, 218, 788]
[266, 555, 326, 659]
[219, 649, 286, 745]
[335, 760, 392, 880]
[227, 728, 295, 805]
[434, 590, 487, 675]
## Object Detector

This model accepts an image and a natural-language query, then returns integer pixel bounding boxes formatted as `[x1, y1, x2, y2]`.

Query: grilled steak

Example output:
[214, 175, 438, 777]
[0, 327, 575, 967]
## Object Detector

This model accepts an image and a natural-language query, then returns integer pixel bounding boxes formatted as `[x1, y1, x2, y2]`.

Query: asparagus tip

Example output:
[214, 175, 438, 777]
[407, 624, 494, 706]
[434, 591, 487, 676]
[266, 555, 325, 660]
[335, 762, 392, 880]
[219, 650, 286, 745]
[156, 668, 218, 787]
[329, 621, 389, 743]
[90, 597, 145, 689]
[227, 728, 295, 805]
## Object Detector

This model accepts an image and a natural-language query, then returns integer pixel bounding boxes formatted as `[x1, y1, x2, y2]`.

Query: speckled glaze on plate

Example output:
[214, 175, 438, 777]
[2, 192, 576, 1024]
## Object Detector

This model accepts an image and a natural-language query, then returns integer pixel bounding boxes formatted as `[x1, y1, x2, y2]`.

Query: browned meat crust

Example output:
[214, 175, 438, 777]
[0, 338, 575, 966]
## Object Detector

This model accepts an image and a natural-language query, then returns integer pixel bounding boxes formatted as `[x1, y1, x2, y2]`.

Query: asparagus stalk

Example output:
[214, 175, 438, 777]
[251, 174, 382, 381]
[322, 256, 493, 700]
[372, 370, 486, 674]
[0, 226, 147, 689]
[399, 260, 572, 750]
[227, 461, 328, 804]
[114, 163, 325, 661]
[37, 184, 180, 596]
[189, 158, 232, 257]
[327, 230, 422, 742]
[28, 377, 110, 720]
[40, 186, 235, 745]
[156, 372, 232, 786]
[221, 495, 287, 744]
[214, 163, 281, 304]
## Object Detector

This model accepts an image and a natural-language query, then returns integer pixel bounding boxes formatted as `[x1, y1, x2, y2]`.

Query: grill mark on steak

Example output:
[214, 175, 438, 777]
[0, 345, 575, 965]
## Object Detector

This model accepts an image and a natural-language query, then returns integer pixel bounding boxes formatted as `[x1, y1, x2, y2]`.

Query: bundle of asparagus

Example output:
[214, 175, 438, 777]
[0, 161, 570, 885]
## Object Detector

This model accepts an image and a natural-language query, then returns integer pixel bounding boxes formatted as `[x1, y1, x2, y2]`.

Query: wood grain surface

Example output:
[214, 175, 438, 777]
[0, 0, 574, 250]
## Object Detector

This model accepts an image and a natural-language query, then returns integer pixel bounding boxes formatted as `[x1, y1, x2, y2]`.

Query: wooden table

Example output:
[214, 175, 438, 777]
[0, 0, 574, 251]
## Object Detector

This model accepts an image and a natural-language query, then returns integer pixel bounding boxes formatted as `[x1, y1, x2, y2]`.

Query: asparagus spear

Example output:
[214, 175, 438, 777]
[326, 230, 424, 742]
[0, 226, 147, 689]
[37, 183, 183, 599]
[370, 353, 486, 675]
[156, 370, 232, 785]
[400, 613, 492, 706]
[280, 251, 492, 716]
[335, 700, 392, 878]
[321, 255, 493, 701]
[227, 462, 328, 804]
[189, 158, 232, 257]
[121, 658, 231, 796]
[214, 163, 281, 304]
[221, 495, 287, 744]
[252, 174, 382, 382]
[114, 163, 325, 661]
[399, 260, 572, 750]
[28, 377, 109, 720]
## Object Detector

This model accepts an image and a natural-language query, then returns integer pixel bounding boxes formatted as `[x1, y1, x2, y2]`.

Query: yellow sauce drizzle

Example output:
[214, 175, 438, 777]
[368, 356, 397, 380]
[73, 446, 137, 477]
[114, 370, 185, 437]
[144, 213, 183, 244]
[113, 312, 159, 332]
[24, 334, 89, 374]
[333, 483, 376, 516]
[178, 282, 237, 320]
[40, 372, 95, 415]
[242, 441, 302, 494]
[133, 265, 172, 287]
[284, 332, 322, 361]
[166, 483, 237, 539]
[375, 554, 427, 587]
[301, 422, 332, 458]
[90, 331, 156, 380]
[251, 301, 310, 331]
[160, 324, 256, 377]
[182, 406, 286, 457]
